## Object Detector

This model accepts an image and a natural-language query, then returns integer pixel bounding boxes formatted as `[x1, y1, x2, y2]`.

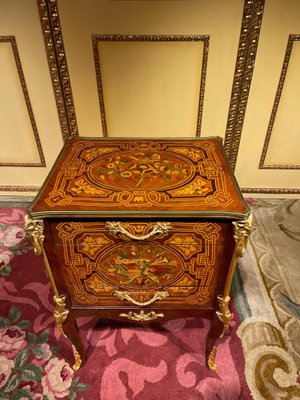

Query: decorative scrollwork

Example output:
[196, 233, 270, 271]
[233, 213, 253, 257]
[224, 0, 265, 170]
[37, 0, 78, 139]
[114, 290, 169, 306]
[53, 295, 69, 335]
[119, 310, 164, 322]
[71, 345, 82, 371]
[24, 215, 44, 255]
[106, 221, 171, 240]
[216, 295, 231, 338]
[208, 345, 217, 372]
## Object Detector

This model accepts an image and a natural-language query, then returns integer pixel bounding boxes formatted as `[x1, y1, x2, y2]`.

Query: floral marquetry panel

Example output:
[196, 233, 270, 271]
[30, 138, 248, 218]
[49, 221, 231, 308]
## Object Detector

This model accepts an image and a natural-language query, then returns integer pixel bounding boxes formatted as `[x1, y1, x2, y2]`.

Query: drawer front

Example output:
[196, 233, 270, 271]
[50, 221, 230, 309]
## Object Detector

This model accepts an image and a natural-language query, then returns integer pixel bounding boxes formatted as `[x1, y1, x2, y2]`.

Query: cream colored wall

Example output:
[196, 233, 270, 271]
[0, 0, 63, 196]
[235, 0, 300, 192]
[0, 0, 299, 196]
[58, 0, 244, 138]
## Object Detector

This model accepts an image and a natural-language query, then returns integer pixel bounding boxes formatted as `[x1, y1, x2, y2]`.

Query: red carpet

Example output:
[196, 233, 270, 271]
[0, 207, 252, 399]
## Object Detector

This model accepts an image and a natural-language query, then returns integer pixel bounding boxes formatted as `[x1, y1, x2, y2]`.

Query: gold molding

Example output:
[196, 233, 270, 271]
[242, 187, 300, 194]
[37, 0, 78, 140]
[259, 34, 300, 170]
[4, 185, 299, 195]
[224, 0, 265, 170]
[0, 185, 40, 192]
[0, 36, 45, 167]
[92, 34, 209, 138]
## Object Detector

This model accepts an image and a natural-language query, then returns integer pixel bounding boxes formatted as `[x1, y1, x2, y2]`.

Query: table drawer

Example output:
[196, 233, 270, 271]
[49, 221, 232, 309]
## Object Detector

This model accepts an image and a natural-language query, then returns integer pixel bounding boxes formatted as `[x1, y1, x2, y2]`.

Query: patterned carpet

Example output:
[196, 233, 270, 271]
[0, 200, 299, 399]
[234, 198, 300, 399]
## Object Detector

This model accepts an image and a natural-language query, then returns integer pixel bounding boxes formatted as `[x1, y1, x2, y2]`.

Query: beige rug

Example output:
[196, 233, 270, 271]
[235, 199, 300, 399]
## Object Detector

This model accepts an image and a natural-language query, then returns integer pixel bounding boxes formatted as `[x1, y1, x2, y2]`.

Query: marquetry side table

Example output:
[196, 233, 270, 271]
[25, 137, 251, 371]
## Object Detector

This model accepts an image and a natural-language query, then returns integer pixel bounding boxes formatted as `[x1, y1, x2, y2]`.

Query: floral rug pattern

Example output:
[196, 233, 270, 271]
[0, 207, 251, 399]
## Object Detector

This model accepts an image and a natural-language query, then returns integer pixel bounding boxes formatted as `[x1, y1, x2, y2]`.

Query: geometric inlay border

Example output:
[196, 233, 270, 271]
[0, 36, 46, 167]
[92, 34, 210, 138]
[259, 34, 300, 170]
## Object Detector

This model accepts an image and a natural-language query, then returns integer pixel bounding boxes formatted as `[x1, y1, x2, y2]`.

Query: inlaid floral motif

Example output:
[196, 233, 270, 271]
[90, 151, 192, 190]
[77, 235, 113, 257]
[69, 177, 108, 196]
[166, 234, 199, 258]
[82, 146, 119, 161]
[170, 176, 213, 196]
[85, 274, 115, 294]
[98, 244, 183, 288]
[169, 147, 205, 162]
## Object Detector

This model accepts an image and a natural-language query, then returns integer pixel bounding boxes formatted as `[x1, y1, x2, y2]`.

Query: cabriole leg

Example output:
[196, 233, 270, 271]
[53, 295, 83, 370]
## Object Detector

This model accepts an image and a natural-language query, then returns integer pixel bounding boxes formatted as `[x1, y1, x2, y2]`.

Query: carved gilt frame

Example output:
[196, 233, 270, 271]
[92, 34, 209, 138]
[0, 36, 45, 168]
[259, 34, 300, 170]
[37, 0, 78, 140]
[224, 0, 265, 170]
[241, 187, 300, 195]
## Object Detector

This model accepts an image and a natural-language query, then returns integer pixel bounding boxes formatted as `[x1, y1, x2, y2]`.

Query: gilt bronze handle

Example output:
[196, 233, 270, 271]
[114, 290, 169, 306]
[105, 221, 171, 240]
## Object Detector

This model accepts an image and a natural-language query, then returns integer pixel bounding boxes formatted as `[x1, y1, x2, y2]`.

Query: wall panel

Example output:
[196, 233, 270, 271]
[0, 0, 64, 195]
[235, 0, 300, 193]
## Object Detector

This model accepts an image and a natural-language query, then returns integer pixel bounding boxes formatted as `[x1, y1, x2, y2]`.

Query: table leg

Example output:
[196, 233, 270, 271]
[206, 295, 231, 371]
[63, 315, 84, 370]
[53, 294, 83, 370]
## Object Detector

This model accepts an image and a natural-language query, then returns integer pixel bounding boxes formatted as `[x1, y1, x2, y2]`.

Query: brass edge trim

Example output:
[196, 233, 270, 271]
[28, 210, 251, 220]
[37, 0, 78, 139]
[241, 187, 300, 194]
[92, 34, 210, 138]
[69, 135, 224, 141]
[224, 0, 265, 170]
[0, 36, 45, 167]
[0, 185, 40, 192]
[259, 35, 300, 170]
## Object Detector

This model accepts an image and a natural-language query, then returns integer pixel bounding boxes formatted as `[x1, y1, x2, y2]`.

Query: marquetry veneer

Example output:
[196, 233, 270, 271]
[25, 137, 251, 370]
